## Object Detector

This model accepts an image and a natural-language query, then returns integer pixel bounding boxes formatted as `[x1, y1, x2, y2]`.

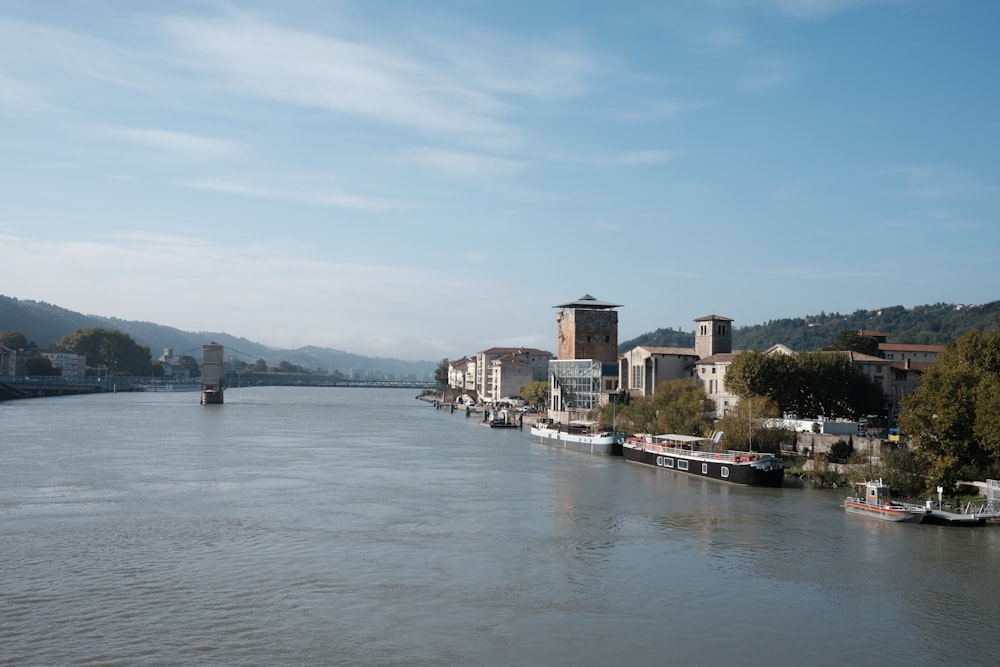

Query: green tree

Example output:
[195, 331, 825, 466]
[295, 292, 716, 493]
[715, 394, 782, 452]
[0, 331, 31, 350]
[873, 446, 926, 498]
[726, 350, 799, 409]
[520, 381, 549, 410]
[898, 330, 1000, 490]
[58, 327, 153, 376]
[276, 361, 309, 374]
[612, 379, 713, 436]
[828, 439, 856, 463]
[25, 355, 59, 376]
[826, 329, 880, 356]
[434, 359, 449, 389]
[175, 355, 200, 377]
[727, 350, 883, 420]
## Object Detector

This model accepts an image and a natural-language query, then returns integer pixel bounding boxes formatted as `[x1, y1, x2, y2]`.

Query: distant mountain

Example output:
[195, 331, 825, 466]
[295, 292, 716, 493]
[0, 295, 436, 379]
[620, 301, 1000, 353]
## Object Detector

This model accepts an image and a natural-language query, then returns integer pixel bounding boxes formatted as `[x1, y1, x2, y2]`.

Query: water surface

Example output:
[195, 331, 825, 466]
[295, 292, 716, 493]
[2, 388, 998, 666]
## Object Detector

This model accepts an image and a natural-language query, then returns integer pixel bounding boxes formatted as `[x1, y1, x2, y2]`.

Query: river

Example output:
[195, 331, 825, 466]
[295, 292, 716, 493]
[2, 387, 998, 666]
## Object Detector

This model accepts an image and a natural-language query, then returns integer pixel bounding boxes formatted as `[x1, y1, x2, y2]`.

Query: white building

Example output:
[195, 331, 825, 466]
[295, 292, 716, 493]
[39, 348, 87, 380]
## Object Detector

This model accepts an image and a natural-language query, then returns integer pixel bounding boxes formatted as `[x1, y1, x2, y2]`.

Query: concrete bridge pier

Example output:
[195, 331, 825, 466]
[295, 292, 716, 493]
[201, 343, 224, 405]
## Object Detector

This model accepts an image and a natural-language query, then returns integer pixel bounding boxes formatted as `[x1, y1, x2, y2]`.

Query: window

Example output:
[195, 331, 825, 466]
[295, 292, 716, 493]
[677, 460, 689, 471]
[721, 466, 730, 478]
[664, 457, 674, 468]
[702, 463, 708, 474]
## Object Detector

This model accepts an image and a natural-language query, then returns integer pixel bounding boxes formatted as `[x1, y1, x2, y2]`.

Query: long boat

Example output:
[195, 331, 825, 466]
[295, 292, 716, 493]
[622, 433, 784, 487]
[842, 479, 930, 523]
[529, 419, 625, 456]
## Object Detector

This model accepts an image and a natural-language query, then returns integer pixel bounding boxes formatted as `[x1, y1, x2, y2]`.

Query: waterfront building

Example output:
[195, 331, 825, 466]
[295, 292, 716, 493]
[447, 357, 474, 394]
[39, 347, 86, 380]
[546, 295, 622, 424]
[474, 347, 551, 400]
[488, 353, 534, 403]
[619, 346, 698, 396]
[879, 342, 944, 367]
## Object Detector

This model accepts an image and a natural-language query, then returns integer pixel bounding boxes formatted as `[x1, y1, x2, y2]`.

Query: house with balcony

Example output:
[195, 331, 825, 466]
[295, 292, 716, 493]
[472, 347, 552, 402]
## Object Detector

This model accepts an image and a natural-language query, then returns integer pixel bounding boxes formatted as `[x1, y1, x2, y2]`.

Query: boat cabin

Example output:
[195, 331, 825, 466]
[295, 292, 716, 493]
[859, 480, 893, 506]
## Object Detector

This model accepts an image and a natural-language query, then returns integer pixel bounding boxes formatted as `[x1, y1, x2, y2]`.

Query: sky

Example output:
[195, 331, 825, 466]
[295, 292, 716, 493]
[1, 0, 998, 361]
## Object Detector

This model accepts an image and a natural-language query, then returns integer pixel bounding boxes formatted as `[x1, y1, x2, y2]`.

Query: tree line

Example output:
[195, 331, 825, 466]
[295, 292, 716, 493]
[1, 327, 365, 380]
[622, 300, 1000, 353]
[1, 328, 161, 377]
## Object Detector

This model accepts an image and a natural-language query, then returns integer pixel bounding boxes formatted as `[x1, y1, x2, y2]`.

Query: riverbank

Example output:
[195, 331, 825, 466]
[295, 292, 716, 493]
[416, 392, 542, 427]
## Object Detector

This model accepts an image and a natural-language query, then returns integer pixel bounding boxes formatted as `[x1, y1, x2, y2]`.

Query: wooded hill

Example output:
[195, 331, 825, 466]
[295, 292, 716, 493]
[0, 294, 436, 379]
[620, 301, 1000, 353]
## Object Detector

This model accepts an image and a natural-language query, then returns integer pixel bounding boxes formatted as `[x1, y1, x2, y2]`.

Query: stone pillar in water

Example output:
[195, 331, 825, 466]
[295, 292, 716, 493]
[201, 343, 224, 405]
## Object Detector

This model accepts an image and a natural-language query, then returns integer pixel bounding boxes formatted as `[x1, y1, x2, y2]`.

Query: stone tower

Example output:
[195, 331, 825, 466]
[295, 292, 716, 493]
[201, 342, 225, 405]
[554, 294, 622, 361]
[694, 315, 733, 360]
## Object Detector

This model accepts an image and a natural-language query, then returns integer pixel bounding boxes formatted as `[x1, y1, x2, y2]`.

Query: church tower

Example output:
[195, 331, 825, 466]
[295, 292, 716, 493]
[694, 315, 733, 360]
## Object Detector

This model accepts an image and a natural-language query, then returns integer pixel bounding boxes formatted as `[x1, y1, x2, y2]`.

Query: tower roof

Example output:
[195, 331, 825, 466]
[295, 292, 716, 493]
[554, 294, 623, 309]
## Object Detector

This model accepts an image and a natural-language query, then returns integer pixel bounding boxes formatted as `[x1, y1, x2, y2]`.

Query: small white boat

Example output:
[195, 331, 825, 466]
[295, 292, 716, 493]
[843, 479, 930, 523]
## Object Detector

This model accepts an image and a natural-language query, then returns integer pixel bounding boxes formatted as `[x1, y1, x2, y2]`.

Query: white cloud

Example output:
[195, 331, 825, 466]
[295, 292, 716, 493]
[101, 127, 246, 158]
[161, 15, 522, 143]
[392, 148, 525, 178]
[612, 98, 707, 122]
[738, 58, 798, 92]
[612, 150, 684, 166]
[0, 16, 172, 106]
[883, 166, 983, 200]
[696, 25, 749, 51]
[186, 178, 402, 212]
[0, 72, 51, 110]
[416, 28, 599, 101]
[767, 0, 905, 21]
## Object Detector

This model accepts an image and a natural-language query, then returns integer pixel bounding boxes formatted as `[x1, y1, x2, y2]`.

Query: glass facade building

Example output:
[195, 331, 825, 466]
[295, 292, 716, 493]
[548, 359, 619, 415]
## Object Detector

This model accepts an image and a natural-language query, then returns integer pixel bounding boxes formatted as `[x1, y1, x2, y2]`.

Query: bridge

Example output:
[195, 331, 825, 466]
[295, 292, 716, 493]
[0, 376, 140, 400]
[0, 376, 437, 401]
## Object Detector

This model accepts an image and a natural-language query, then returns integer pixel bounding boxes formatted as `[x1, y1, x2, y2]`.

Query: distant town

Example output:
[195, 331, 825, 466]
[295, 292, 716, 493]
[441, 294, 943, 430]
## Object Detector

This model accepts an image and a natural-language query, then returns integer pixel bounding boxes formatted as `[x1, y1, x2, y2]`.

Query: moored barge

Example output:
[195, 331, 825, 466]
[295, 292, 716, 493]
[529, 419, 624, 456]
[622, 433, 784, 487]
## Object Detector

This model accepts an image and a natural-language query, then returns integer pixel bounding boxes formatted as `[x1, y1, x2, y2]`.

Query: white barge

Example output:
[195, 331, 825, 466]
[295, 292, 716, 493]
[529, 420, 624, 456]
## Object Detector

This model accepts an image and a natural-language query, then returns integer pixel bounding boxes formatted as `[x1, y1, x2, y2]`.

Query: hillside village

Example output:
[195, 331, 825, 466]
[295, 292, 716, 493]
[443, 294, 945, 434]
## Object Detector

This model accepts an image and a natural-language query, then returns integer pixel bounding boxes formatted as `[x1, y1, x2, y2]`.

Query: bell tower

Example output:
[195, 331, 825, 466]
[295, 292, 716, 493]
[694, 315, 733, 359]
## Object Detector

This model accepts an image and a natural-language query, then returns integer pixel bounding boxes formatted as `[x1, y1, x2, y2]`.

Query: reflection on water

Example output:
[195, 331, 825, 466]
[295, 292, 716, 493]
[2, 387, 998, 666]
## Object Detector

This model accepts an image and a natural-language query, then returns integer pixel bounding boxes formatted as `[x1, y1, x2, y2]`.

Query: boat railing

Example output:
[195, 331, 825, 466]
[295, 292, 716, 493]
[956, 498, 1000, 520]
[625, 440, 748, 463]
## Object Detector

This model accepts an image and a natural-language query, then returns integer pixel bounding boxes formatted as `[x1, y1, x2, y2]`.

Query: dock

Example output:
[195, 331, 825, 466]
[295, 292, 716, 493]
[924, 480, 1000, 526]
[924, 508, 990, 526]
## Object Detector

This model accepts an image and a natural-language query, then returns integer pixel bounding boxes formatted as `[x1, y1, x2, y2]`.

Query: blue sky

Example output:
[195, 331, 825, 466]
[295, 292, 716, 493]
[2, 0, 997, 361]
